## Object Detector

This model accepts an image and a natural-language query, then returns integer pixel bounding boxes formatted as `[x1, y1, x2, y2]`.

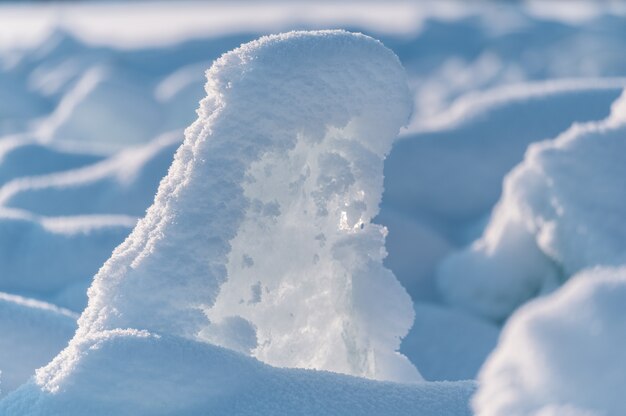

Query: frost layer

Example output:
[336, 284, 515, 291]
[474, 267, 626, 416]
[438, 90, 626, 321]
[71, 30, 417, 383]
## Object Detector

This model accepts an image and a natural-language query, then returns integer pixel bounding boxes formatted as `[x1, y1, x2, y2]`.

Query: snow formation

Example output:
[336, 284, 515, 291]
[438, 90, 626, 321]
[474, 266, 626, 416]
[0, 30, 435, 414]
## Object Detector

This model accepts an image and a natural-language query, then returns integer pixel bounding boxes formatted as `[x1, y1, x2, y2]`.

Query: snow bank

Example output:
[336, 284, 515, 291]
[438, 90, 626, 321]
[0, 293, 76, 397]
[474, 266, 626, 416]
[1, 331, 474, 416]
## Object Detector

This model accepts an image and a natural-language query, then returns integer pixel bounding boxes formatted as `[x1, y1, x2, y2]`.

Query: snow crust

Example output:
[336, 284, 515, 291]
[474, 267, 626, 416]
[438, 90, 626, 321]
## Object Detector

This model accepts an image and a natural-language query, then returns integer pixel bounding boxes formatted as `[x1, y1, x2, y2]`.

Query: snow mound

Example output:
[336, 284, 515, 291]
[474, 266, 626, 416]
[1, 331, 474, 416]
[438, 90, 626, 321]
[49, 29, 415, 396]
[0, 293, 76, 397]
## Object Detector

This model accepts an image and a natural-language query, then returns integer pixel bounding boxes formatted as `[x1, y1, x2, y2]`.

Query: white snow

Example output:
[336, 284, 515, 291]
[78, 29, 417, 383]
[1, 2, 626, 414]
[474, 266, 626, 416]
[438, 90, 626, 321]
[1, 330, 474, 416]
[0, 31, 446, 416]
[0, 293, 76, 397]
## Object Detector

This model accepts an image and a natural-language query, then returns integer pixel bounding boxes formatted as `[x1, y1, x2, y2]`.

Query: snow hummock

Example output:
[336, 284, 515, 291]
[474, 266, 626, 416]
[438, 90, 626, 321]
[0, 31, 442, 415]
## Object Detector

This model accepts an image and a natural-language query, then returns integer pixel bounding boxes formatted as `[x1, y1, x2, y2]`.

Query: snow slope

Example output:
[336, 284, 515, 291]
[438, 90, 626, 321]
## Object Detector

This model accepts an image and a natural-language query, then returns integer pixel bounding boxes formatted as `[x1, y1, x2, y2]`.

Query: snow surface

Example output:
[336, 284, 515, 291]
[0, 31, 464, 415]
[474, 267, 626, 416]
[1, 331, 474, 416]
[0, 293, 76, 398]
[1, 1, 626, 413]
[72, 30, 418, 384]
[438, 90, 626, 321]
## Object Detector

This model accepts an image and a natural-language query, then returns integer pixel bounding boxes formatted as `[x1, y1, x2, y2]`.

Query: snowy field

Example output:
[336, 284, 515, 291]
[0, 1, 625, 415]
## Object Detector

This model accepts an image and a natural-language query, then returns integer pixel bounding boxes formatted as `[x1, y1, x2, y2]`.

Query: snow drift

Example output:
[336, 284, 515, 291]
[0, 30, 440, 415]
[438, 90, 626, 321]
[474, 266, 626, 416]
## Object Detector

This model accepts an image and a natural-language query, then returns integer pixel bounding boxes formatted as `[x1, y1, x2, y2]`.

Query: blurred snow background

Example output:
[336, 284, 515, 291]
[0, 1, 625, 414]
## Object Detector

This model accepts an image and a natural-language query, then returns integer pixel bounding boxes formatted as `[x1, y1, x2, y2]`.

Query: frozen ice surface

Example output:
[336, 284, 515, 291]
[474, 267, 626, 416]
[438, 90, 626, 321]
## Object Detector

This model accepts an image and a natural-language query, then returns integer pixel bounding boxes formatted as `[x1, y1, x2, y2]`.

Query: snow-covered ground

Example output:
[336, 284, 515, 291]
[0, 1, 625, 415]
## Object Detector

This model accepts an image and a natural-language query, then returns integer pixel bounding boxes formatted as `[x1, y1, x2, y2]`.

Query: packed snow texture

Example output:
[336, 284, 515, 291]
[438, 90, 626, 321]
[474, 267, 626, 416]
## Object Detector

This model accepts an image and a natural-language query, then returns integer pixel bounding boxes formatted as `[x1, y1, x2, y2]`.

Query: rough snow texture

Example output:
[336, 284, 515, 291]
[0, 293, 76, 397]
[0, 331, 474, 416]
[474, 267, 626, 416]
[438, 91, 626, 321]
[67, 30, 418, 387]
